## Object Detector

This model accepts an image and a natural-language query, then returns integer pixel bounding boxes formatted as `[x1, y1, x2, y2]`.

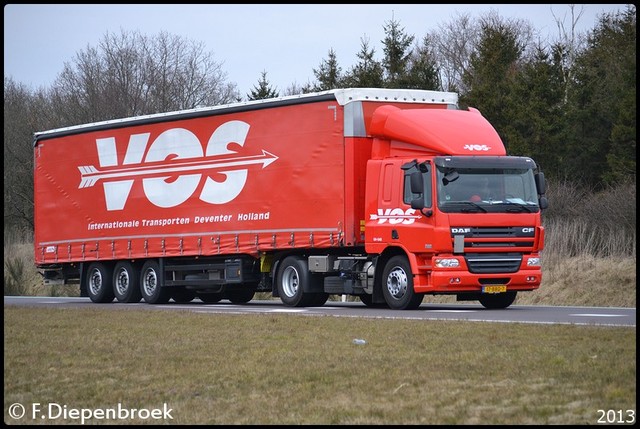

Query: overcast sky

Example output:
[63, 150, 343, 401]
[4, 4, 628, 97]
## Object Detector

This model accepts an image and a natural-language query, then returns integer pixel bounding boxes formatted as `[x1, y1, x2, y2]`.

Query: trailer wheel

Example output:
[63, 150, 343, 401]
[225, 288, 255, 304]
[198, 292, 223, 303]
[86, 262, 115, 303]
[381, 256, 423, 310]
[276, 256, 318, 307]
[113, 261, 142, 303]
[140, 260, 170, 304]
[479, 291, 517, 309]
[171, 288, 196, 303]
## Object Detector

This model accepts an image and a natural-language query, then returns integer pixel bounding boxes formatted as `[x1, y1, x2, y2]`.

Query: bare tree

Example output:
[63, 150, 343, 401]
[48, 29, 240, 127]
[4, 78, 39, 231]
[429, 11, 480, 93]
[550, 4, 587, 104]
[282, 81, 313, 96]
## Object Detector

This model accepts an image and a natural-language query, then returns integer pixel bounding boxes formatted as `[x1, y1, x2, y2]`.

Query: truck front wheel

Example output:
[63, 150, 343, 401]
[276, 256, 320, 307]
[86, 262, 115, 303]
[381, 256, 423, 310]
[140, 260, 171, 304]
[113, 261, 142, 303]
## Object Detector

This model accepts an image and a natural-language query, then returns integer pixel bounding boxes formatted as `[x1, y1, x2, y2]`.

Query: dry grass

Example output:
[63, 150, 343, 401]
[3, 307, 636, 425]
[521, 255, 636, 307]
[426, 254, 636, 308]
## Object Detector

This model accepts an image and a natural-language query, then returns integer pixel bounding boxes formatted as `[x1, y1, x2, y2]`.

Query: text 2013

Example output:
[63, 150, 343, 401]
[597, 409, 635, 424]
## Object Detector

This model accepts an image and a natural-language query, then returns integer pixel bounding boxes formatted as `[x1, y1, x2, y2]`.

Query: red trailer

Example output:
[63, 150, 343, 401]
[34, 88, 547, 309]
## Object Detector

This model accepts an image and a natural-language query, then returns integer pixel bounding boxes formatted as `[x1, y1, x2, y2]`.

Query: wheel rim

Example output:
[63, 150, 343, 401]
[386, 266, 408, 299]
[115, 268, 129, 295]
[88, 268, 102, 296]
[143, 268, 157, 296]
[282, 266, 299, 298]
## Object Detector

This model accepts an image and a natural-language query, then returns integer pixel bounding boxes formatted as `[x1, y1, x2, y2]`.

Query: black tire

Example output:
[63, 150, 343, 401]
[310, 292, 330, 307]
[276, 256, 318, 307]
[171, 288, 196, 303]
[140, 260, 171, 304]
[359, 294, 389, 308]
[86, 262, 115, 303]
[198, 292, 223, 303]
[381, 255, 423, 310]
[113, 261, 142, 303]
[479, 291, 517, 309]
[224, 288, 256, 304]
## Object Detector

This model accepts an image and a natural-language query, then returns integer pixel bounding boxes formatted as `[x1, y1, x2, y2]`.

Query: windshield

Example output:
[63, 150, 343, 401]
[436, 165, 539, 213]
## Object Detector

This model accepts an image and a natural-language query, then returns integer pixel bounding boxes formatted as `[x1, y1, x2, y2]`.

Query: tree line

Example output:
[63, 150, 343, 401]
[3, 5, 636, 234]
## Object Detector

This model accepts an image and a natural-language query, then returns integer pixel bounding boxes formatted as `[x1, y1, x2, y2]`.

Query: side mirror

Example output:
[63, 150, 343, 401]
[535, 172, 546, 195]
[539, 196, 549, 210]
[410, 171, 424, 194]
[411, 198, 425, 210]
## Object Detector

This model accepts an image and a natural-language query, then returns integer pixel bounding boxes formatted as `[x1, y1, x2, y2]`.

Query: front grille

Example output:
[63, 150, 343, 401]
[465, 253, 522, 274]
[451, 226, 536, 250]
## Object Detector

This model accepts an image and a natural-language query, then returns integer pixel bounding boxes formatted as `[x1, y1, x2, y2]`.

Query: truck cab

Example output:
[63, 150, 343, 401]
[362, 104, 547, 309]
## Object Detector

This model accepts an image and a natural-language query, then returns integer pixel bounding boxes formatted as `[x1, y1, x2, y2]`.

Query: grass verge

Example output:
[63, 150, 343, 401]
[3, 306, 636, 425]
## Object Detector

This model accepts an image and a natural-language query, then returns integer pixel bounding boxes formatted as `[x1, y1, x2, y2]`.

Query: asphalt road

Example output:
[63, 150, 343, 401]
[4, 296, 636, 327]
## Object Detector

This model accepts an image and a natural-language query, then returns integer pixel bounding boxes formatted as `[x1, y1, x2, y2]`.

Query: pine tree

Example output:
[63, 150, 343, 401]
[247, 70, 279, 100]
[312, 48, 342, 91]
[381, 15, 415, 88]
[342, 36, 384, 88]
[461, 15, 524, 151]
[567, 6, 636, 186]
[404, 35, 441, 90]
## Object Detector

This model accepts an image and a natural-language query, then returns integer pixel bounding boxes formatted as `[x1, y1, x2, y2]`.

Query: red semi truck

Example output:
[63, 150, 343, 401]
[34, 88, 548, 310]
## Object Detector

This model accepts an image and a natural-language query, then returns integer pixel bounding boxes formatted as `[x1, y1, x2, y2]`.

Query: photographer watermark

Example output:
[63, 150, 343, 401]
[8, 402, 173, 424]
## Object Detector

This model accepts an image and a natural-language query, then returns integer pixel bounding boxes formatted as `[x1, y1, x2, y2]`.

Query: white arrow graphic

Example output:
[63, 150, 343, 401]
[369, 213, 421, 221]
[78, 150, 278, 188]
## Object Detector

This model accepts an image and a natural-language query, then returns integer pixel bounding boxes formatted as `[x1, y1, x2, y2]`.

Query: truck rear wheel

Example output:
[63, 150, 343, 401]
[86, 262, 115, 303]
[479, 291, 517, 309]
[277, 256, 321, 307]
[381, 255, 423, 310]
[113, 261, 142, 303]
[140, 260, 171, 304]
[359, 294, 389, 308]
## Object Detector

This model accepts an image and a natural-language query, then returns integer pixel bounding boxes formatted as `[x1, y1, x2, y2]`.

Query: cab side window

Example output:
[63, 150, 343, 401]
[403, 166, 432, 208]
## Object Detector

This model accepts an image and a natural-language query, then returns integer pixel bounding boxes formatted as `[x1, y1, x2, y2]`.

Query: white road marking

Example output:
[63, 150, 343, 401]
[570, 313, 625, 317]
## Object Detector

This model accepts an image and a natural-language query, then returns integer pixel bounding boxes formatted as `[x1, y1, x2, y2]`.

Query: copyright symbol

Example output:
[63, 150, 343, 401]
[8, 402, 26, 419]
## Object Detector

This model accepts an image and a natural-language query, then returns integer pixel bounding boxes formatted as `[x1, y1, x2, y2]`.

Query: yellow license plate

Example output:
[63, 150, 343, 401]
[482, 285, 507, 294]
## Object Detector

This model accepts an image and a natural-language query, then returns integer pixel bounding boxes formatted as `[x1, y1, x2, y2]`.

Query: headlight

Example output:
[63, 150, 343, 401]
[527, 257, 541, 267]
[435, 258, 460, 268]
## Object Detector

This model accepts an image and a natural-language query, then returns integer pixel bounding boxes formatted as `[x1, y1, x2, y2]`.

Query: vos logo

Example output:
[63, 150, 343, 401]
[78, 121, 278, 211]
[369, 208, 421, 225]
[463, 144, 491, 152]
